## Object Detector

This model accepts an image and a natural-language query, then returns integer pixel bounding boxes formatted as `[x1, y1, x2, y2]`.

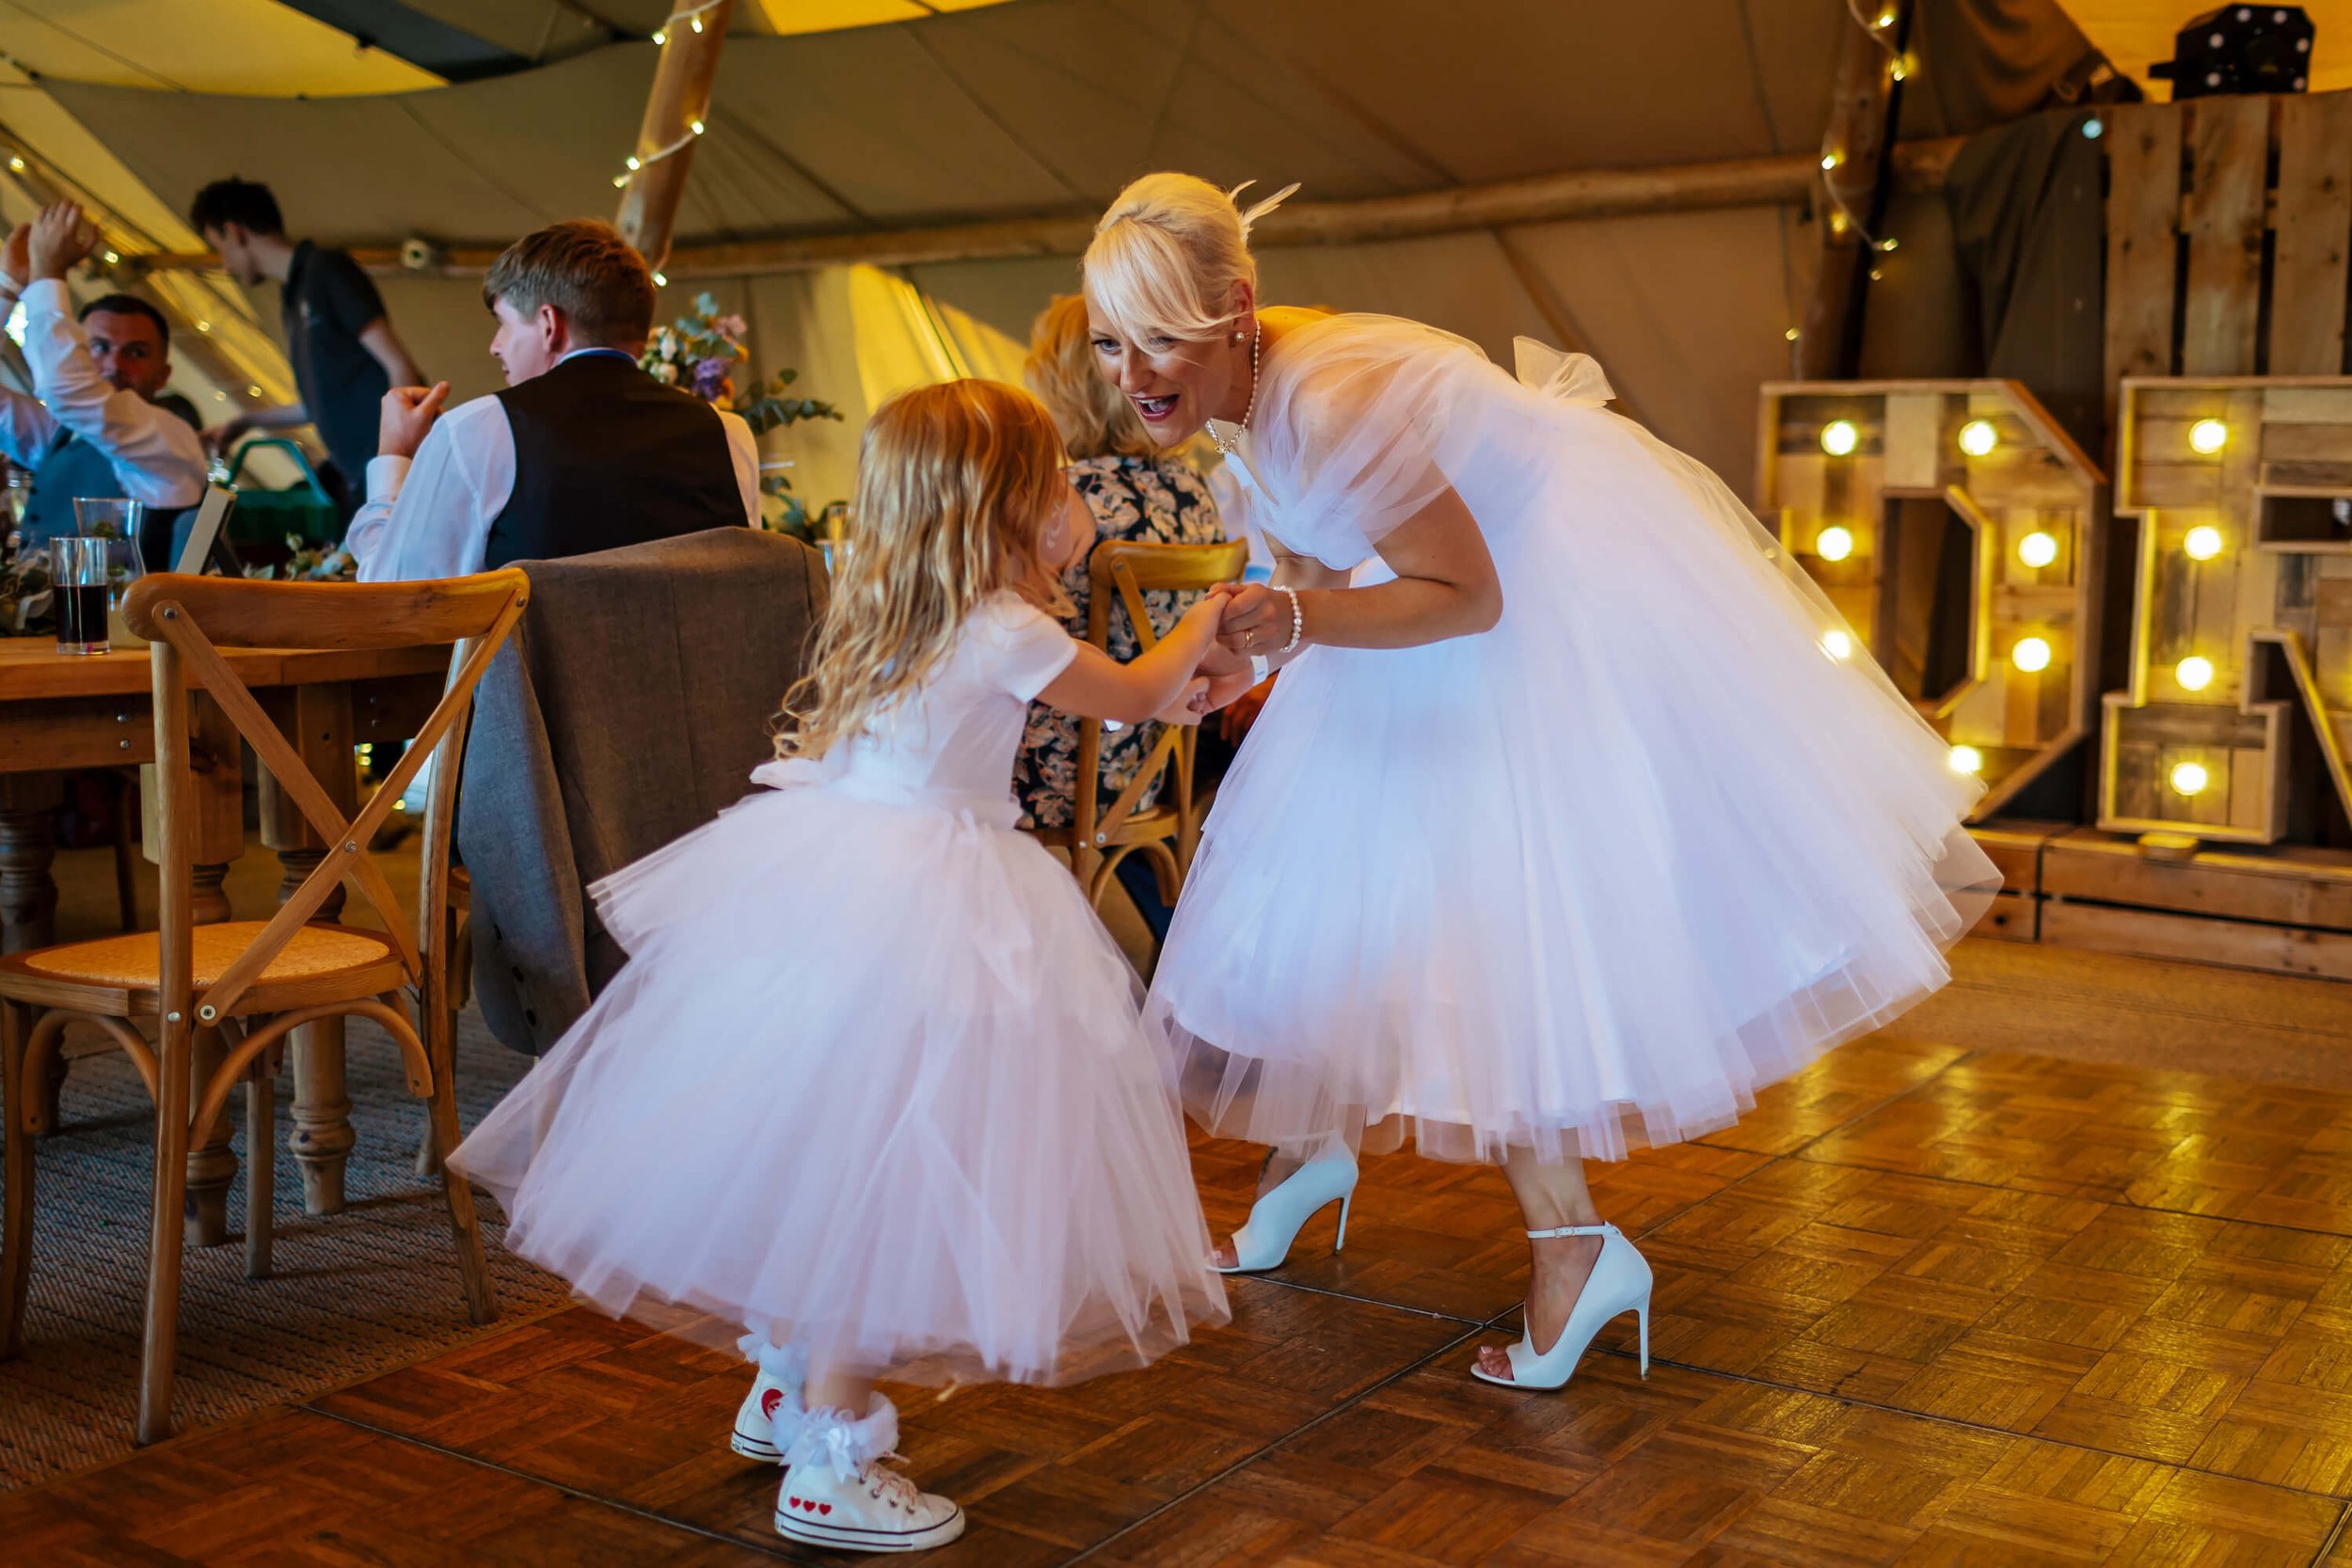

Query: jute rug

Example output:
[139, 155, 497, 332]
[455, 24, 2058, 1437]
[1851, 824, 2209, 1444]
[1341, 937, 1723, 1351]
[0, 1007, 569, 1489]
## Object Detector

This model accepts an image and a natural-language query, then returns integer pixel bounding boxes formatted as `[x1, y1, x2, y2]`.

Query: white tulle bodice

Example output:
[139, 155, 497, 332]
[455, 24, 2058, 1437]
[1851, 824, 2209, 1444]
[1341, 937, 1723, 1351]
[754, 593, 1076, 826]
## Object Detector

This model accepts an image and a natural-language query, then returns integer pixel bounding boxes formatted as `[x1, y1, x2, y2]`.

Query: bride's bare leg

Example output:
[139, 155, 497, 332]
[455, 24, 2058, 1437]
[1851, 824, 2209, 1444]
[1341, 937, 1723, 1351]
[1475, 1141, 1604, 1382]
[1208, 1139, 1325, 1269]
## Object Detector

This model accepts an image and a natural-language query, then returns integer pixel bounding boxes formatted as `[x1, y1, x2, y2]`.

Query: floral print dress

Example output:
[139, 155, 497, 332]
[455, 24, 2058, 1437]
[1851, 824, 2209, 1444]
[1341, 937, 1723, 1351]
[1014, 453, 1225, 831]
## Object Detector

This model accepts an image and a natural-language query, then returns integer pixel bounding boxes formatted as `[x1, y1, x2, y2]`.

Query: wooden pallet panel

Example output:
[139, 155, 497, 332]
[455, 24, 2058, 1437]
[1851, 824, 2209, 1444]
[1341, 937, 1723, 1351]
[2271, 91, 2352, 375]
[2041, 896, 2352, 980]
[2182, 95, 2274, 376]
[2044, 827, 2352, 929]
[2106, 103, 2185, 405]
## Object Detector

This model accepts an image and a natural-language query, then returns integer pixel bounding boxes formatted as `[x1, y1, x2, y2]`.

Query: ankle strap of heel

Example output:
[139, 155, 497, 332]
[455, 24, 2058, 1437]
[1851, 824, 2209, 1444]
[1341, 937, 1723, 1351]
[1524, 1223, 1615, 1240]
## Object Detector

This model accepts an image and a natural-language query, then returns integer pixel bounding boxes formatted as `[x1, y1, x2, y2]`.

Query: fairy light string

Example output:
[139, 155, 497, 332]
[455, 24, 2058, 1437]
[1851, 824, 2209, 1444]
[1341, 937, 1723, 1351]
[612, 4, 724, 191]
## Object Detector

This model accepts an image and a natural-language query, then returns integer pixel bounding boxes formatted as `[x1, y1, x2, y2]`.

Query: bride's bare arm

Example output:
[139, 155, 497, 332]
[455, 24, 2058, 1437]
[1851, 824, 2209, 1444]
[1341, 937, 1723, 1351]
[1216, 488, 1501, 660]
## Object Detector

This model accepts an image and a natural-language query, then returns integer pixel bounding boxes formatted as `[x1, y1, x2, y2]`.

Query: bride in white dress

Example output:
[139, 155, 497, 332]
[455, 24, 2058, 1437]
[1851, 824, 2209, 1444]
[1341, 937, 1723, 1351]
[1082, 173, 1996, 1389]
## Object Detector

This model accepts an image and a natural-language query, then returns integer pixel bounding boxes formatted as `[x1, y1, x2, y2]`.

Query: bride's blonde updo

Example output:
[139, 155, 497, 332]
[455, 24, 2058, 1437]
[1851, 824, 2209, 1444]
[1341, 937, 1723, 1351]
[1083, 172, 1267, 345]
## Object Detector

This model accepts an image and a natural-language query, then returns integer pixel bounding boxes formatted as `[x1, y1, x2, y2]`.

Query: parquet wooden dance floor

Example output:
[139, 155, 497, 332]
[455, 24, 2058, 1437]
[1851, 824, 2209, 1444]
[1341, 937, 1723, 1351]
[10, 1032, 2352, 1565]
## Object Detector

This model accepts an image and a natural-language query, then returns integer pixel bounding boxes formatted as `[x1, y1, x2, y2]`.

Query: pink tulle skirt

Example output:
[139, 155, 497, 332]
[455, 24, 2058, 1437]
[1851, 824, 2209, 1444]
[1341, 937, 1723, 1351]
[450, 784, 1229, 1386]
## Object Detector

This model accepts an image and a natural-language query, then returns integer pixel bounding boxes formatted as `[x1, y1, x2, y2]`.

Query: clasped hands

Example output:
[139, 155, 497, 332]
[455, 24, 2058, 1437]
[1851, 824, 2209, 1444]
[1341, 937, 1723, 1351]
[1162, 581, 1292, 727]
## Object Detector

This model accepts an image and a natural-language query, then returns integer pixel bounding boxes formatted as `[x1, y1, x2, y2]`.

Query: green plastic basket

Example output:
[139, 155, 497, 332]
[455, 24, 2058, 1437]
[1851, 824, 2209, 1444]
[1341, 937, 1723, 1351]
[223, 438, 342, 547]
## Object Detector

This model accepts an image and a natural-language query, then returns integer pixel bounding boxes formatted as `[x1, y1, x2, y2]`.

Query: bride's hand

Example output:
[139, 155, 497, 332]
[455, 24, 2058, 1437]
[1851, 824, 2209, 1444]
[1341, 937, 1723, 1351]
[1214, 582, 1291, 655]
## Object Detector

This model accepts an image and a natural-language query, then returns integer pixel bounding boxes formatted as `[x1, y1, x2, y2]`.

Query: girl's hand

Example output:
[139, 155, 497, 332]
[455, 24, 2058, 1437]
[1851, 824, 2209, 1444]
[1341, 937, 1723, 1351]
[1154, 676, 1212, 725]
[1170, 591, 1229, 653]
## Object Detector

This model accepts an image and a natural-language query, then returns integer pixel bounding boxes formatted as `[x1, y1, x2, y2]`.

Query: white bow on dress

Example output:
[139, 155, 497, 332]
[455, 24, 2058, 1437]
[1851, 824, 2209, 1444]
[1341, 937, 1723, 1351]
[1512, 339, 1616, 408]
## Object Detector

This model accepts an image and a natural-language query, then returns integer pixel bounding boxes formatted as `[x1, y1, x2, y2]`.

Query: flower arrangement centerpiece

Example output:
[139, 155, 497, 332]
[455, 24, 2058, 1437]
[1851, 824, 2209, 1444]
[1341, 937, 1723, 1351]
[642, 293, 845, 539]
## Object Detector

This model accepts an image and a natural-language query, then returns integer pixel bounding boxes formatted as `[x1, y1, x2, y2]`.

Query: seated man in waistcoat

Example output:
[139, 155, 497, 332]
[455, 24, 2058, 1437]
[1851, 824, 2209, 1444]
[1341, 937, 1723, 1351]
[348, 218, 758, 582]
[0, 202, 207, 570]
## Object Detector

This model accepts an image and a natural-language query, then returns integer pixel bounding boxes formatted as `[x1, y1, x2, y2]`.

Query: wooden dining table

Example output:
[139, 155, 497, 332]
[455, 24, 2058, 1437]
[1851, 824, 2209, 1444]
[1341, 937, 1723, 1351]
[0, 634, 448, 1241]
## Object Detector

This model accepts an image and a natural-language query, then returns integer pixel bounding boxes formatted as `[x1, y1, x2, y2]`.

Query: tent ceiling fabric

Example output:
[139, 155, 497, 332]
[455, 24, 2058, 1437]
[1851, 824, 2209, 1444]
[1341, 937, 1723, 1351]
[0, 0, 441, 95]
[40, 0, 1849, 249]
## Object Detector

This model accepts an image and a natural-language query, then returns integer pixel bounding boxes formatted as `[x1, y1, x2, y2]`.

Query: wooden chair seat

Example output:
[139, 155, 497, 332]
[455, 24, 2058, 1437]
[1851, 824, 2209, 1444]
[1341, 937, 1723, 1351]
[0, 924, 405, 1019]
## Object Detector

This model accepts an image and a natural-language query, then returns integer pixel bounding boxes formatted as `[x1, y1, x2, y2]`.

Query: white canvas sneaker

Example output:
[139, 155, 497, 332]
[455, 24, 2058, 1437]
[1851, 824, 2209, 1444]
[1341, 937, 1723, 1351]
[730, 1338, 806, 1464]
[775, 1396, 965, 1553]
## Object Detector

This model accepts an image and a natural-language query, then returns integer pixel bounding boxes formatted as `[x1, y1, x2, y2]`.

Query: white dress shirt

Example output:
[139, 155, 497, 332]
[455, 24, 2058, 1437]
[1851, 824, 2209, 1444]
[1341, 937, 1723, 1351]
[0, 277, 207, 510]
[348, 348, 763, 583]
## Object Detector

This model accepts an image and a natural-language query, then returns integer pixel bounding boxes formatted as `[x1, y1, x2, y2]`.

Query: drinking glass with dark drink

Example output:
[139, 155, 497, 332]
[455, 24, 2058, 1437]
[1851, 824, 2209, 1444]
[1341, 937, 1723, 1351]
[51, 535, 109, 656]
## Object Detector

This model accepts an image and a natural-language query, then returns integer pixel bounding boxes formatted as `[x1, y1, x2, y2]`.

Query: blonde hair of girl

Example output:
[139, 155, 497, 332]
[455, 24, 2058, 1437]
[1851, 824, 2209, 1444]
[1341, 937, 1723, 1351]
[1082, 172, 1291, 346]
[1025, 293, 1156, 461]
[781, 379, 1070, 761]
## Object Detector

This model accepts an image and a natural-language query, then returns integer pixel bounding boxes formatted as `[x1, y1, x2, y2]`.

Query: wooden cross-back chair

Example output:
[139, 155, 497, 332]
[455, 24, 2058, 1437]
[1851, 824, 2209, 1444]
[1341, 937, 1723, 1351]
[1031, 538, 1248, 912]
[0, 569, 526, 1445]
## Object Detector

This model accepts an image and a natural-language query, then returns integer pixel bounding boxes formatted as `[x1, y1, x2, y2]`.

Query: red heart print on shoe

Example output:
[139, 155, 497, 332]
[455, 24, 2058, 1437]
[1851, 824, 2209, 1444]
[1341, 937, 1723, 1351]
[761, 1388, 783, 1419]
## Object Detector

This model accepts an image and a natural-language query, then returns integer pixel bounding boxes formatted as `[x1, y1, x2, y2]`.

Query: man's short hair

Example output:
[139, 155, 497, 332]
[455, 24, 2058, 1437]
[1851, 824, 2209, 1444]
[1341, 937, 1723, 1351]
[482, 219, 656, 348]
[78, 293, 170, 350]
[189, 179, 284, 237]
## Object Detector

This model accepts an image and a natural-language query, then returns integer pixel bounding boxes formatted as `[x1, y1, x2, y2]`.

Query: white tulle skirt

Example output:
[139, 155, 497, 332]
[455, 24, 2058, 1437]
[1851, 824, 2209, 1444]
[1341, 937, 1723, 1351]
[1149, 403, 1997, 1165]
[450, 784, 1228, 1386]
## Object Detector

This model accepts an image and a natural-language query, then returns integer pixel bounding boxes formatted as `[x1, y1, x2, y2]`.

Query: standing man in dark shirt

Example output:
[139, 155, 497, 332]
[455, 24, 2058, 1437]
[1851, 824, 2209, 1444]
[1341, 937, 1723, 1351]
[188, 178, 424, 510]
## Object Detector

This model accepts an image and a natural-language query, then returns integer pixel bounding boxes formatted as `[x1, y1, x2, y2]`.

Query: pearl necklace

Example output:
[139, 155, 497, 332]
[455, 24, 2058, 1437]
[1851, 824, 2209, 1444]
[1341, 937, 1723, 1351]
[1208, 314, 1261, 457]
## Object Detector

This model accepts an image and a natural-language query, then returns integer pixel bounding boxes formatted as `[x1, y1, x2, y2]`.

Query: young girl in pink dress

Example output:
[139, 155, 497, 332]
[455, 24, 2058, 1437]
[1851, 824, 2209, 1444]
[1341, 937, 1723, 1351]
[451, 379, 1230, 1553]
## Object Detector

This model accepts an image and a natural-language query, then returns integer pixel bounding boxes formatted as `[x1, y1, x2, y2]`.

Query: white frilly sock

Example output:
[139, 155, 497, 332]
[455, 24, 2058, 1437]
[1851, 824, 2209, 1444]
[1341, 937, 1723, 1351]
[787, 1394, 901, 1481]
[738, 1332, 809, 1391]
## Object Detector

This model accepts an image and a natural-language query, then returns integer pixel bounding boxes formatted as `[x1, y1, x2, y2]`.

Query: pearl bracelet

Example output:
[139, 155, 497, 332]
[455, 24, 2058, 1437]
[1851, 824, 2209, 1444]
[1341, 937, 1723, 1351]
[1277, 585, 1304, 654]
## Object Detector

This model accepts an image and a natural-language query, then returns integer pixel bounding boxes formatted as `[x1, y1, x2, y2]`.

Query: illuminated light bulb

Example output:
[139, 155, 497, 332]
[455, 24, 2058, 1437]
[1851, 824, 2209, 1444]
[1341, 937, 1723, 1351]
[2169, 761, 2210, 797]
[1880, 237, 1900, 252]
[1949, 745, 1984, 775]
[2018, 531, 2058, 568]
[246, 384, 262, 397]
[653, 270, 669, 287]
[1822, 628, 1854, 660]
[1821, 152, 1842, 170]
[1875, 8, 1895, 24]
[195, 320, 211, 333]
[652, 29, 666, 43]
[1890, 55, 1910, 81]
[691, 14, 704, 30]
[2184, 524, 2224, 561]
[2083, 117, 2105, 139]
[101, 249, 118, 264]
[626, 155, 641, 169]
[2175, 655, 2216, 692]
[7, 156, 22, 173]
[2011, 636, 2053, 673]
[612, 174, 629, 187]
[2189, 418, 2229, 454]
[1820, 420, 1860, 456]
[1785, 327, 1800, 341]
[1958, 420, 1997, 456]
[1816, 525, 1855, 562]
[691, 119, 707, 135]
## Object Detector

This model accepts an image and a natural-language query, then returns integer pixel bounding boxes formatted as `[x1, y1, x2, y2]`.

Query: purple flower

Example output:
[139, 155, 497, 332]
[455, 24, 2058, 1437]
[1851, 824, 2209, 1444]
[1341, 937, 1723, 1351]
[692, 356, 731, 400]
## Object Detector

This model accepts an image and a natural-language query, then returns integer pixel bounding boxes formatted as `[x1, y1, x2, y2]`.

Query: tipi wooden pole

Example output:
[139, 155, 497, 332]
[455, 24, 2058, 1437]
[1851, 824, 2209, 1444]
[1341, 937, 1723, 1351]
[615, 1, 735, 276]
[1798, 3, 1911, 378]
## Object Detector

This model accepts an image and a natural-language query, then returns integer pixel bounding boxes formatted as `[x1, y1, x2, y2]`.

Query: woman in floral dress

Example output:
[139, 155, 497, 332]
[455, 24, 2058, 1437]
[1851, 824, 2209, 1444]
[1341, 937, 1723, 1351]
[1015, 293, 1226, 938]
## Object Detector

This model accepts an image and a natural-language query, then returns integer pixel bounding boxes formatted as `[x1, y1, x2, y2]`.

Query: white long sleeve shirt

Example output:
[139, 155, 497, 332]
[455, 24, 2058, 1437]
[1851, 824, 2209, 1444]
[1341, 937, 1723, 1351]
[0, 277, 207, 510]
[347, 351, 763, 583]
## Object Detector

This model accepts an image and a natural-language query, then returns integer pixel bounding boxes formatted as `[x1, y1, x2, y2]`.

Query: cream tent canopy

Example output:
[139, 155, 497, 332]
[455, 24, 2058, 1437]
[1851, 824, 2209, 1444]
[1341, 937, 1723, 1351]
[2, 0, 2140, 504]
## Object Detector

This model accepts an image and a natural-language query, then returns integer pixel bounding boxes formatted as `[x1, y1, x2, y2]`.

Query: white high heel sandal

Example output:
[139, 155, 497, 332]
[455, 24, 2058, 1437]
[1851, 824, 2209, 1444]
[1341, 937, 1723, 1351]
[1470, 1222, 1652, 1390]
[1218, 1140, 1359, 1275]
